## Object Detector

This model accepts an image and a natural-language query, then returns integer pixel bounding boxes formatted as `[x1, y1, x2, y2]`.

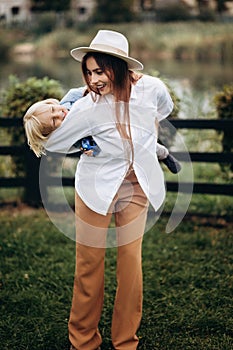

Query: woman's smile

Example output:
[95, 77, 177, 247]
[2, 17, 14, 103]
[86, 57, 112, 95]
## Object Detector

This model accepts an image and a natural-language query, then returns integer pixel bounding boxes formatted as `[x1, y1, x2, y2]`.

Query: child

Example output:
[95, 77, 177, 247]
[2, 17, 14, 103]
[24, 87, 181, 174]
[23, 88, 100, 158]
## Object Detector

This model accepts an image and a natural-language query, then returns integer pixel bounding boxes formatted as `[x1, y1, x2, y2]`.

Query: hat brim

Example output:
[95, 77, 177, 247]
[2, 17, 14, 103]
[70, 47, 144, 71]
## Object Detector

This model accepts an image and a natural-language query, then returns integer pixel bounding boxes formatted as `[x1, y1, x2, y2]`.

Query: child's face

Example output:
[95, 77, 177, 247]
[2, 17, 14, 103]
[37, 102, 68, 133]
[86, 56, 112, 96]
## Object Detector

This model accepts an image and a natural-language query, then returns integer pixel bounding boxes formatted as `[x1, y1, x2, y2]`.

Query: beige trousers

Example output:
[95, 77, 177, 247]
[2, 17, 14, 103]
[69, 171, 148, 350]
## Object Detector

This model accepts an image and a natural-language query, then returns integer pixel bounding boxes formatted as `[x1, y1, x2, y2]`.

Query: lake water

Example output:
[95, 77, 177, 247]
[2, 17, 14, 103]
[1, 55, 230, 153]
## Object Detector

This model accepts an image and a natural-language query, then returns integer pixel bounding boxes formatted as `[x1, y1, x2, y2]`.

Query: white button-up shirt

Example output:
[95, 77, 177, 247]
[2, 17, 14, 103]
[45, 75, 173, 215]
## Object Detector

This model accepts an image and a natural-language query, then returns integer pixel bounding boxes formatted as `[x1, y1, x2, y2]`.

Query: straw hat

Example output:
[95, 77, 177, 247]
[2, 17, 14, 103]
[70, 30, 144, 71]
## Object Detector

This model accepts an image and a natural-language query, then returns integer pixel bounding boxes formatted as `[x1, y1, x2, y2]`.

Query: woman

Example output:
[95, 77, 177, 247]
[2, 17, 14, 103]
[45, 30, 174, 350]
[23, 87, 180, 172]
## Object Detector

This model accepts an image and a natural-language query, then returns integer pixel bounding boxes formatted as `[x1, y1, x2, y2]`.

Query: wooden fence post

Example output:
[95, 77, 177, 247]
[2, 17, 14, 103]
[24, 144, 47, 207]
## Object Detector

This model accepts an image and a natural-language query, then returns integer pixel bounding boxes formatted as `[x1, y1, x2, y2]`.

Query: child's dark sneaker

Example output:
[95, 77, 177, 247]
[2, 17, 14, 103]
[162, 154, 181, 174]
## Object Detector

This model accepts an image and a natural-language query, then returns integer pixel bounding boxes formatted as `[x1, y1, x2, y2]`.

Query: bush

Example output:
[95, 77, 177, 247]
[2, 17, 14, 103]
[198, 9, 217, 22]
[30, 12, 58, 35]
[214, 84, 233, 179]
[35, 29, 88, 57]
[92, 0, 136, 23]
[0, 76, 63, 205]
[0, 35, 11, 61]
[1, 75, 63, 139]
[0, 75, 63, 174]
[156, 4, 192, 22]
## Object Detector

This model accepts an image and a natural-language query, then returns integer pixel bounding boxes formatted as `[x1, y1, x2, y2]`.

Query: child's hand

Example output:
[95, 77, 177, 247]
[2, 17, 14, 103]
[83, 149, 94, 157]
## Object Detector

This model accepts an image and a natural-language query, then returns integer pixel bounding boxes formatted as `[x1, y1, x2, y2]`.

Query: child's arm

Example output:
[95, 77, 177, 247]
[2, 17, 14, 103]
[60, 87, 86, 110]
[60, 88, 100, 156]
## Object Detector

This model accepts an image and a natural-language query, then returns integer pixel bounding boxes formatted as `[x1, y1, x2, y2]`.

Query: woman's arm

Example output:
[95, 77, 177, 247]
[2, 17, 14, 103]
[45, 99, 92, 154]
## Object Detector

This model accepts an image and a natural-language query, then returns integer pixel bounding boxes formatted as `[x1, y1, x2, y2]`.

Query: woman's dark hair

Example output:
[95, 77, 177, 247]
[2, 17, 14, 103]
[82, 52, 131, 102]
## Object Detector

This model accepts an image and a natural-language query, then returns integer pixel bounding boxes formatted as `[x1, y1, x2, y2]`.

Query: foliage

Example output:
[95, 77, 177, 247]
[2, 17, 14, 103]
[31, 12, 58, 35]
[214, 84, 233, 178]
[92, 0, 136, 23]
[0, 75, 63, 176]
[198, 8, 217, 22]
[214, 0, 228, 13]
[35, 29, 91, 57]
[0, 32, 11, 61]
[0, 210, 232, 349]
[0, 28, 28, 60]
[31, 0, 71, 12]
[156, 3, 192, 22]
[214, 84, 233, 121]
[166, 84, 180, 120]
[30, 22, 233, 64]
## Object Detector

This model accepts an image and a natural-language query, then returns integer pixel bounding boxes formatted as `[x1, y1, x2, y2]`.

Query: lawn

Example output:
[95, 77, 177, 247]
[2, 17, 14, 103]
[0, 207, 232, 350]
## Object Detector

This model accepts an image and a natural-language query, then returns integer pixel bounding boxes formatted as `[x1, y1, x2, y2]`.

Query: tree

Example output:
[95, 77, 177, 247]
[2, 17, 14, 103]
[92, 0, 135, 23]
[197, 0, 228, 13]
[30, 0, 71, 12]
[215, 0, 228, 14]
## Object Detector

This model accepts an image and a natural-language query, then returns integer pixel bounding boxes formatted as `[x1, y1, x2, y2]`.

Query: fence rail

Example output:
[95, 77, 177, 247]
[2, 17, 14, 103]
[0, 118, 232, 206]
[170, 119, 232, 130]
[1, 118, 232, 129]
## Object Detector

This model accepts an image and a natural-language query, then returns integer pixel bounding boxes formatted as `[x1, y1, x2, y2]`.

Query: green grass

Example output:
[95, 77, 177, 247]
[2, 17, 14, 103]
[0, 208, 232, 349]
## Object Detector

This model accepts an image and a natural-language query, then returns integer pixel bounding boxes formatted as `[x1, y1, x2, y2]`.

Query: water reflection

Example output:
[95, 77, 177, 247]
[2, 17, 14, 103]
[145, 59, 233, 90]
[0, 58, 84, 93]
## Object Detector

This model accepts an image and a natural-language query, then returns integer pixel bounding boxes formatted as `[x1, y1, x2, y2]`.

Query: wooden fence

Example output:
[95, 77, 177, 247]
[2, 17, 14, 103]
[0, 117, 232, 207]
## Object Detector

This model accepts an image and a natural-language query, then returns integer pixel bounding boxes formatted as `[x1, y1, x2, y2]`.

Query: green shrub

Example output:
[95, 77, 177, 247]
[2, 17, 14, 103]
[0, 30, 12, 60]
[35, 29, 89, 57]
[198, 9, 217, 22]
[0, 75, 63, 205]
[31, 12, 58, 35]
[214, 84, 233, 179]
[156, 4, 192, 22]
[92, 0, 136, 23]
[0, 75, 63, 174]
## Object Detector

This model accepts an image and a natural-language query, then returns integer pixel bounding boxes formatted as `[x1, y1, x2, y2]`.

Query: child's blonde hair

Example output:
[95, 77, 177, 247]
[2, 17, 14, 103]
[23, 98, 59, 157]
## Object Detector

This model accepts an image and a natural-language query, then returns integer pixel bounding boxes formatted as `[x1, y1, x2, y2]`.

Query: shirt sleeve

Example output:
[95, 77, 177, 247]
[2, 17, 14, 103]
[60, 87, 86, 110]
[155, 79, 174, 121]
[45, 101, 92, 154]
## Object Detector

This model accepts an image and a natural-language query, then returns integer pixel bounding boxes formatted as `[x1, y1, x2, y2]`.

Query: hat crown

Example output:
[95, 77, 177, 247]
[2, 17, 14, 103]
[70, 29, 143, 71]
[90, 30, 129, 56]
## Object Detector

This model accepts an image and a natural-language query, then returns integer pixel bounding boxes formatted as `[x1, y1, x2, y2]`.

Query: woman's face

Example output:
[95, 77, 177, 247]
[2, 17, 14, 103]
[86, 56, 112, 96]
